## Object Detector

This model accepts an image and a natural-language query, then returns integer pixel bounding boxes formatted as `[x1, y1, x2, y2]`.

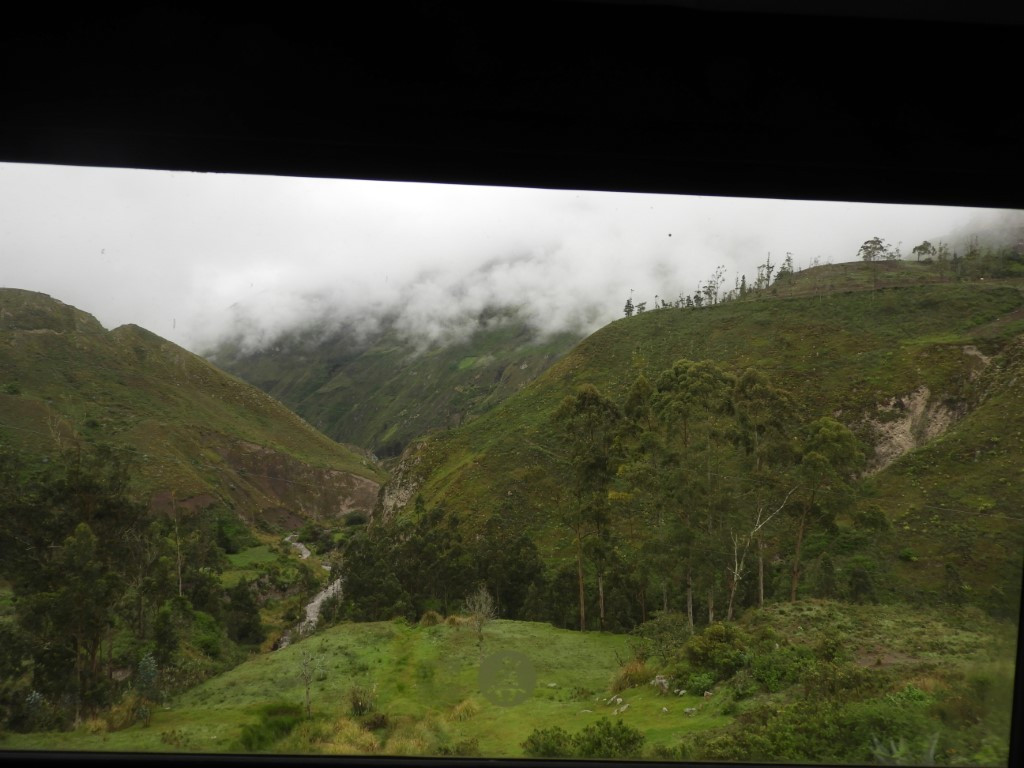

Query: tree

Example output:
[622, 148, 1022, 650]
[464, 583, 497, 650]
[857, 237, 890, 262]
[858, 236, 895, 290]
[298, 648, 325, 718]
[0, 448, 149, 720]
[788, 417, 863, 601]
[225, 579, 265, 645]
[623, 297, 634, 317]
[911, 240, 936, 262]
[554, 385, 623, 631]
[726, 368, 799, 617]
[649, 360, 735, 627]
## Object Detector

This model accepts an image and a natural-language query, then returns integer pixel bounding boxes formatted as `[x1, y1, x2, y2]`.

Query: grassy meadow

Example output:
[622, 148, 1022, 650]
[3, 601, 1014, 763]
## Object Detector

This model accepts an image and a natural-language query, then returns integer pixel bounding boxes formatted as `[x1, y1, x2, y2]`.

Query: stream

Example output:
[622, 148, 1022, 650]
[274, 535, 342, 650]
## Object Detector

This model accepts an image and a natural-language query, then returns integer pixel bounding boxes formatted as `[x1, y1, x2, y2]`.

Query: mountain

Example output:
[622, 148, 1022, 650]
[0, 288, 384, 529]
[206, 308, 584, 458]
[378, 262, 1024, 616]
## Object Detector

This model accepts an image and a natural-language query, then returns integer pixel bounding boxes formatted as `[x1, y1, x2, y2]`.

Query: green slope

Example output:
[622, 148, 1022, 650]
[207, 308, 583, 458]
[0, 289, 384, 528]
[380, 264, 1024, 609]
[4, 602, 1011, 763]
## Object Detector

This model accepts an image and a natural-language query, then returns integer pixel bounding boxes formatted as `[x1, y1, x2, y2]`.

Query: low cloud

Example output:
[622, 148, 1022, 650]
[1, 162, 1014, 355]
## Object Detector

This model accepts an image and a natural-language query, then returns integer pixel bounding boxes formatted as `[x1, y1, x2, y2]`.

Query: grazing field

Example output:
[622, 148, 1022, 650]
[3, 602, 1013, 763]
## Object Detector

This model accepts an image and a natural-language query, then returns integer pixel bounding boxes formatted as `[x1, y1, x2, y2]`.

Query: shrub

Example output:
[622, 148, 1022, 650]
[348, 685, 377, 716]
[649, 742, 691, 760]
[418, 610, 443, 627]
[750, 646, 811, 693]
[522, 726, 574, 758]
[631, 611, 692, 664]
[898, 547, 918, 562]
[447, 698, 480, 722]
[799, 661, 874, 699]
[611, 659, 652, 693]
[730, 668, 758, 700]
[573, 717, 645, 759]
[814, 629, 846, 663]
[361, 712, 390, 732]
[437, 737, 480, 756]
[684, 622, 749, 678]
[687, 671, 715, 695]
[238, 702, 304, 752]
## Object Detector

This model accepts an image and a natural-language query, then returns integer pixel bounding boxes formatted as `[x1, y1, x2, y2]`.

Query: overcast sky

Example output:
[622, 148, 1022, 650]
[1, 161, 1016, 355]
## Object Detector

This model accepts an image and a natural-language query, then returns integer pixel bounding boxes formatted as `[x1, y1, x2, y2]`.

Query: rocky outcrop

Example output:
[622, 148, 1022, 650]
[374, 442, 426, 523]
[221, 440, 381, 524]
[863, 386, 961, 473]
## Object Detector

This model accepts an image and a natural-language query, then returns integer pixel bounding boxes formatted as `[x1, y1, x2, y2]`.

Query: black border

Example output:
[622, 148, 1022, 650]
[1, 3, 1021, 767]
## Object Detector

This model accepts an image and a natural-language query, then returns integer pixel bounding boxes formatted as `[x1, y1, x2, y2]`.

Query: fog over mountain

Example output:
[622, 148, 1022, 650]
[2, 161, 1019, 354]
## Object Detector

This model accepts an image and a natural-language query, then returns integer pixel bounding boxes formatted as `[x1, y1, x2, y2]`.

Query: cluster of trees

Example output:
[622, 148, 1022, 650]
[552, 360, 867, 633]
[334, 360, 874, 636]
[622, 254, 794, 318]
[325, 498, 547, 625]
[625, 232, 1024, 320]
[0, 447, 265, 730]
[909, 236, 1024, 280]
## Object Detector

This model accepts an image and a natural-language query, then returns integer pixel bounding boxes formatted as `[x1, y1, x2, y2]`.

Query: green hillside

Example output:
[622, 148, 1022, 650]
[0, 288, 384, 527]
[207, 308, 583, 458]
[4, 602, 1011, 764]
[379, 264, 1024, 615]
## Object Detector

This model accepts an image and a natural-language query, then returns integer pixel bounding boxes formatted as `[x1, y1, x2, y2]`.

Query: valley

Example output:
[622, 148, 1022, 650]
[1, 252, 1022, 765]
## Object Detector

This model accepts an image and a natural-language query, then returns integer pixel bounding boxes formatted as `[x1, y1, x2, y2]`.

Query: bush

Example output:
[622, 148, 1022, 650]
[522, 726, 574, 758]
[684, 622, 749, 679]
[611, 659, 652, 693]
[631, 611, 692, 664]
[687, 671, 715, 694]
[238, 702, 304, 752]
[418, 610, 442, 627]
[573, 717, 645, 759]
[447, 698, 480, 722]
[361, 712, 390, 731]
[814, 630, 846, 663]
[799, 661, 874, 699]
[750, 646, 811, 693]
[649, 742, 691, 760]
[437, 737, 480, 757]
[348, 685, 377, 716]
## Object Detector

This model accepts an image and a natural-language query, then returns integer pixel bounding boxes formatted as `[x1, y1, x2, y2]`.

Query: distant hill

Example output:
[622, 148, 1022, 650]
[379, 263, 1024, 615]
[207, 308, 583, 458]
[0, 288, 384, 530]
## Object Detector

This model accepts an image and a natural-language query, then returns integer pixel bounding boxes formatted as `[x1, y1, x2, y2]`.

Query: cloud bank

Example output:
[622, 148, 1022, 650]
[1, 162, 1017, 354]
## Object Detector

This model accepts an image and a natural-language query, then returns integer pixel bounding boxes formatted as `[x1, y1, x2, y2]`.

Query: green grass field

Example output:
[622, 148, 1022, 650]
[3, 601, 1014, 761]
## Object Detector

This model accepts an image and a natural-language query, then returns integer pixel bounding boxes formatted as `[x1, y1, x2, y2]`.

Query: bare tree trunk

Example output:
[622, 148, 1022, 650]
[686, 567, 694, 631]
[576, 535, 586, 632]
[790, 509, 808, 602]
[758, 535, 765, 608]
[707, 588, 715, 624]
[598, 574, 605, 631]
[172, 495, 183, 598]
[662, 580, 668, 613]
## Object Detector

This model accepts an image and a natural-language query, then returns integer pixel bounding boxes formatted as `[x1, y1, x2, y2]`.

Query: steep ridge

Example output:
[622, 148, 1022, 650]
[378, 267, 1024, 613]
[0, 289, 384, 529]
[207, 308, 583, 458]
